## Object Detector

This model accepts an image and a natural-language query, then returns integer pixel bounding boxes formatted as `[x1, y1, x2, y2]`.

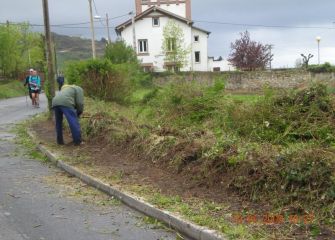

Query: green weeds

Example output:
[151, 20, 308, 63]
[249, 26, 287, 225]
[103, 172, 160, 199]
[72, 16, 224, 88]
[59, 80, 335, 239]
[13, 120, 49, 163]
[0, 80, 26, 99]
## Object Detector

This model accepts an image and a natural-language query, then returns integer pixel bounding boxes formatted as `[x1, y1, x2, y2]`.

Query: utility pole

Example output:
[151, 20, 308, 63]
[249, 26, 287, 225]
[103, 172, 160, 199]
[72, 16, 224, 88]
[269, 44, 274, 70]
[106, 13, 111, 44]
[316, 36, 321, 65]
[28, 49, 31, 67]
[131, 12, 137, 52]
[42, 0, 55, 112]
[53, 41, 58, 75]
[88, 0, 96, 59]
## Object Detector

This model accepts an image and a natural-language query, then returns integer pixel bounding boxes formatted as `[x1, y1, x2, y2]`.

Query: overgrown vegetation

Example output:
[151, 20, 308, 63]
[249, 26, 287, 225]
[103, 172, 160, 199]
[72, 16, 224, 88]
[0, 23, 44, 78]
[56, 43, 335, 238]
[104, 40, 138, 64]
[308, 62, 335, 73]
[0, 80, 26, 99]
[65, 59, 151, 104]
[13, 120, 49, 163]
[75, 78, 335, 237]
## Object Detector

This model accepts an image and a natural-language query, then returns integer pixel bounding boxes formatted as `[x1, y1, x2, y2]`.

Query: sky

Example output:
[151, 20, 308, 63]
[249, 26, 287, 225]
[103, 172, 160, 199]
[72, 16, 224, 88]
[1, 0, 334, 68]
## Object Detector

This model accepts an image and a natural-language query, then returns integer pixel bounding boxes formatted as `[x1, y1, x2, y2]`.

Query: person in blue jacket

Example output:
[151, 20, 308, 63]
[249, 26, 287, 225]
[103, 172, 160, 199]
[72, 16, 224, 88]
[27, 70, 41, 107]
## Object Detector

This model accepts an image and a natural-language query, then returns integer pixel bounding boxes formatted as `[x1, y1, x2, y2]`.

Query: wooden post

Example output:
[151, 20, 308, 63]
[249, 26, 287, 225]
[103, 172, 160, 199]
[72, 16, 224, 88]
[42, 0, 55, 112]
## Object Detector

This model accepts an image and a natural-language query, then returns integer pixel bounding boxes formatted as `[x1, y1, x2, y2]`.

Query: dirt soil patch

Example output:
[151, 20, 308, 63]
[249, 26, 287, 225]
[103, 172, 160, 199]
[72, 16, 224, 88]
[32, 120, 335, 240]
[33, 120, 244, 207]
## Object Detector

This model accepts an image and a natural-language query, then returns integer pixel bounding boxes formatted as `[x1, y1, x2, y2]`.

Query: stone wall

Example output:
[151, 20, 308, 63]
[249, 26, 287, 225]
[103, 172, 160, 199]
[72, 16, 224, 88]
[152, 70, 335, 91]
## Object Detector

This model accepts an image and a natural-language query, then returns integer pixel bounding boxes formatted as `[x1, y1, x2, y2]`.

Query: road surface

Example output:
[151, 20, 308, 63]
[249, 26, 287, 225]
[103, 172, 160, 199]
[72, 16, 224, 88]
[0, 96, 178, 240]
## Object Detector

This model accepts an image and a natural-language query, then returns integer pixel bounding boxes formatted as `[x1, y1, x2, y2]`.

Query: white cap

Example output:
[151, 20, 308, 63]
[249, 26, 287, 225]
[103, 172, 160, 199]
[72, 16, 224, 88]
[29, 68, 34, 72]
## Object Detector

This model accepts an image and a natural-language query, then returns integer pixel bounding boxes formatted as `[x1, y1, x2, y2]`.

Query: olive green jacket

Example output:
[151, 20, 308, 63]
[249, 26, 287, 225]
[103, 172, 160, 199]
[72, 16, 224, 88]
[52, 85, 84, 114]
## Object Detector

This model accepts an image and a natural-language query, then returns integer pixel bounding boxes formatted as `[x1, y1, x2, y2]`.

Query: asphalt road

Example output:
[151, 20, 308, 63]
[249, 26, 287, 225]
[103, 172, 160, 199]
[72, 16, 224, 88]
[0, 96, 177, 240]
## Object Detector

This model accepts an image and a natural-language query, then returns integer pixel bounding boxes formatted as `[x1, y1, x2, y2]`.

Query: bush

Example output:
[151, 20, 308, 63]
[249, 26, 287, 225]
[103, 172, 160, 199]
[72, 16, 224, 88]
[105, 40, 138, 64]
[227, 146, 335, 206]
[145, 81, 225, 126]
[229, 84, 335, 145]
[65, 61, 87, 85]
[84, 59, 132, 103]
[308, 62, 335, 73]
[65, 59, 134, 103]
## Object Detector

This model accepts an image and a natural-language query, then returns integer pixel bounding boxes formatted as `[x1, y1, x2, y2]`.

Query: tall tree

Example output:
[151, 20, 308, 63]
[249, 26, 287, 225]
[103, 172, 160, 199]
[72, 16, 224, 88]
[162, 20, 189, 72]
[0, 24, 21, 77]
[300, 53, 314, 68]
[0, 23, 44, 78]
[228, 31, 273, 71]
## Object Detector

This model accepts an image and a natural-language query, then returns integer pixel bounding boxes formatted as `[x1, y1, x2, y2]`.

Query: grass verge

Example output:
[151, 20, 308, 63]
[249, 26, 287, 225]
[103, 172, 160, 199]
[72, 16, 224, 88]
[0, 79, 26, 99]
[12, 119, 49, 163]
[24, 80, 335, 239]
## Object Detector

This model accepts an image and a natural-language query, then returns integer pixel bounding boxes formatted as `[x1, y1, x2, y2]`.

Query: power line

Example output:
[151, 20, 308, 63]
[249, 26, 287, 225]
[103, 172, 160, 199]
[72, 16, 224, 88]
[0, 21, 94, 27]
[0, 22, 114, 29]
[0, 22, 105, 29]
[193, 20, 335, 30]
[0, 13, 130, 29]
[3, 17, 333, 31]
[92, 0, 99, 15]
[52, 21, 91, 26]
[93, 0, 106, 27]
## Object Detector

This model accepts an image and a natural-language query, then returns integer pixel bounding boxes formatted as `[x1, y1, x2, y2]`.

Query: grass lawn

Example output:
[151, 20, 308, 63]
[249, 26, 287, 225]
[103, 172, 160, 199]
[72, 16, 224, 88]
[0, 80, 26, 99]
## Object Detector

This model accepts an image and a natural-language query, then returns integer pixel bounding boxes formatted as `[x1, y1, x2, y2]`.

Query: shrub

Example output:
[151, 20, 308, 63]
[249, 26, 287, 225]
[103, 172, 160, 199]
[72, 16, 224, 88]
[65, 59, 133, 103]
[228, 147, 335, 206]
[229, 84, 335, 145]
[146, 81, 225, 126]
[308, 62, 335, 73]
[65, 61, 87, 85]
[104, 40, 138, 64]
[84, 59, 132, 103]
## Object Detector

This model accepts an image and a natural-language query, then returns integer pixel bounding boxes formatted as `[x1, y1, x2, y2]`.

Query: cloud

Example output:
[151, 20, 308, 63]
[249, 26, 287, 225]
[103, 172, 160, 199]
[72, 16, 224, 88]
[1, 0, 334, 67]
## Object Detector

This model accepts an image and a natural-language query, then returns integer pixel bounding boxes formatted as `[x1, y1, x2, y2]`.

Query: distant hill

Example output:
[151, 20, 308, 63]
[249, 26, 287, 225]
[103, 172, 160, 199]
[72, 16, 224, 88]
[52, 32, 107, 70]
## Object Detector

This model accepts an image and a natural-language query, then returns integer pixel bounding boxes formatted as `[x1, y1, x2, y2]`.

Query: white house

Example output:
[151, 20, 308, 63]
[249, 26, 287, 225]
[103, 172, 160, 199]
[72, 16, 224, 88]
[208, 56, 234, 72]
[115, 0, 229, 72]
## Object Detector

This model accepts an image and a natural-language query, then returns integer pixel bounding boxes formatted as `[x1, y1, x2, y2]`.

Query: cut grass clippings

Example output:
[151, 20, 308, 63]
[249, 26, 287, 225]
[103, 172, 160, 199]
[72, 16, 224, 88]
[12, 118, 50, 163]
[21, 81, 335, 239]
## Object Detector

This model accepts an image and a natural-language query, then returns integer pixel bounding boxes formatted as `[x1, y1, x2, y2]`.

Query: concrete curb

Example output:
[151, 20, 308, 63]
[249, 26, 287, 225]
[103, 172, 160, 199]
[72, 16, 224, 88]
[27, 130, 225, 240]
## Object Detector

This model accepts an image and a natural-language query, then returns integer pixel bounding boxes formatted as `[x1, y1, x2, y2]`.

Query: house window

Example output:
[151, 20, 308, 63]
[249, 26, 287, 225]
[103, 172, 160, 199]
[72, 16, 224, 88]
[138, 39, 148, 53]
[194, 35, 199, 42]
[143, 66, 153, 72]
[167, 38, 176, 52]
[195, 51, 200, 63]
[166, 65, 179, 73]
[152, 17, 160, 27]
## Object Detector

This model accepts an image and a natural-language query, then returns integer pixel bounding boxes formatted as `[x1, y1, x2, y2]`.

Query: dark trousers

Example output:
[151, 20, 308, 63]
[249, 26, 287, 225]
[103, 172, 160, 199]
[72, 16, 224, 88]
[54, 106, 81, 145]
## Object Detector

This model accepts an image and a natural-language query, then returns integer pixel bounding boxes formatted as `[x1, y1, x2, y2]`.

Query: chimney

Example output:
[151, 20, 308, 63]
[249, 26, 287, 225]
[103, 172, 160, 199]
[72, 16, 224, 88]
[135, 0, 142, 15]
[186, 0, 191, 20]
[135, 0, 192, 19]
